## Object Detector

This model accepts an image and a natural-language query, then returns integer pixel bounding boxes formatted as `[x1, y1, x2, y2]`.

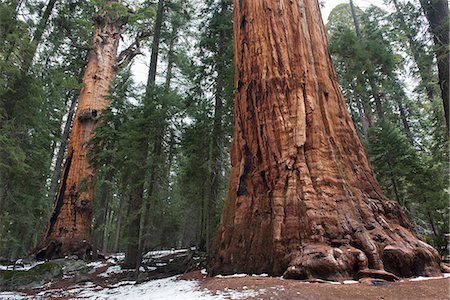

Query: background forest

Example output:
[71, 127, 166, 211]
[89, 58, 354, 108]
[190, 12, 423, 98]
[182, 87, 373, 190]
[0, 0, 448, 263]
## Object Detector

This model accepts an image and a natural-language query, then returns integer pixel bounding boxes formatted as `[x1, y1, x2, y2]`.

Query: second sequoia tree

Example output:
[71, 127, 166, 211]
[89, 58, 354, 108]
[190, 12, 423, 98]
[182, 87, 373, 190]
[209, 0, 441, 280]
[35, 1, 124, 259]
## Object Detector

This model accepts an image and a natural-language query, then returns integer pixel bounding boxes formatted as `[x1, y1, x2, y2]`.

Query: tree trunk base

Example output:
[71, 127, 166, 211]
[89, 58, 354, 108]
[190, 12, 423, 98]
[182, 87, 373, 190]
[33, 238, 93, 261]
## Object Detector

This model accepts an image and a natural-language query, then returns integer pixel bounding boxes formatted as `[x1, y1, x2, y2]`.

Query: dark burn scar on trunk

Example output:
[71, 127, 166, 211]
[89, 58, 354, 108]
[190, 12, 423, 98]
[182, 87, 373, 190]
[237, 144, 252, 196]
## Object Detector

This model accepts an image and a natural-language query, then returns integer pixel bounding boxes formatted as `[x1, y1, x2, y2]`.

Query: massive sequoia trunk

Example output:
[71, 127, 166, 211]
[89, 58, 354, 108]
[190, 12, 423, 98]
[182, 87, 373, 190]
[35, 2, 123, 259]
[209, 0, 441, 280]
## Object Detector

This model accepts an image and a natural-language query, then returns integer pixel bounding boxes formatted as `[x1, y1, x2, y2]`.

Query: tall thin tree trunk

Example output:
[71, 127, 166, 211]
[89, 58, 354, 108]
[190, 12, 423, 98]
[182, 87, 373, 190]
[112, 190, 127, 253]
[49, 92, 79, 200]
[205, 24, 226, 255]
[22, 0, 58, 72]
[147, 0, 165, 87]
[396, 98, 413, 141]
[350, 0, 384, 121]
[391, 0, 435, 103]
[92, 169, 113, 258]
[210, 0, 441, 280]
[35, 1, 123, 259]
[349, 0, 361, 38]
[124, 0, 165, 270]
[420, 0, 450, 130]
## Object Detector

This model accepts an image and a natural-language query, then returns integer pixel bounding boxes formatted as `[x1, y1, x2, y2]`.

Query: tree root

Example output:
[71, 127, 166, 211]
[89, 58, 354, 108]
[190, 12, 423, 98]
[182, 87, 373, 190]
[283, 242, 441, 281]
[33, 238, 93, 261]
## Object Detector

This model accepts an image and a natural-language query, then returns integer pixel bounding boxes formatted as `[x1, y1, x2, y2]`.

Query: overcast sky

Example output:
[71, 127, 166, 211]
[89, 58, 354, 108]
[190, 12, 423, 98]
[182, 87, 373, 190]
[321, 0, 388, 21]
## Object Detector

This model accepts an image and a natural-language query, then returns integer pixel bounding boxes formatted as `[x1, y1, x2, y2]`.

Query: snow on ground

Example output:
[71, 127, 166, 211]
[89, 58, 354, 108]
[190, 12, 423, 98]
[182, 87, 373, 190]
[0, 274, 449, 300]
[0, 275, 263, 300]
[87, 261, 107, 270]
[77, 276, 261, 300]
[215, 274, 248, 278]
[143, 248, 190, 259]
[0, 261, 45, 271]
[99, 265, 127, 277]
[107, 253, 125, 263]
[407, 273, 450, 282]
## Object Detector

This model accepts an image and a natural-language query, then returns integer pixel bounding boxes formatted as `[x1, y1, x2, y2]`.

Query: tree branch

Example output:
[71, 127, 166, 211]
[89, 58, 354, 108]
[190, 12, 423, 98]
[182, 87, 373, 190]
[116, 30, 152, 71]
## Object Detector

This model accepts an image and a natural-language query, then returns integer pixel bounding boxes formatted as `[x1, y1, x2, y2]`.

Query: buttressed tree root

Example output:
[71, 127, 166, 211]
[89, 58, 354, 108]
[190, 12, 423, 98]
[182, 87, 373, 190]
[209, 0, 441, 281]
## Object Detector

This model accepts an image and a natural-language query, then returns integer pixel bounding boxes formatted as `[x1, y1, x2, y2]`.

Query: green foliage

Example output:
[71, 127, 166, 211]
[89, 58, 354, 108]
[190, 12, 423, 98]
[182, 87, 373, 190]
[328, 1, 448, 253]
[0, 0, 99, 258]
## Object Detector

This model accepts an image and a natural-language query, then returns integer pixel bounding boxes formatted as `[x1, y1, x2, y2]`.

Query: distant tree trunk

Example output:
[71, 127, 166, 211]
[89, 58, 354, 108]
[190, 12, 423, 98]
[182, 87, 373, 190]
[123, 151, 146, 268]
[209, 0, 441, 280]
[92, 170, 113, 258]
[22, 0, 58, 72]
[391, 0, 435, 103]
[49, 91, 79, 200]
[349, 0, 361, 38]
[204, 12, 226, 254]
[420, 0, 450, 129]
[349, 82, 370, 139]
[112, 189, 127, 253]
[147, 0, 165, 87]
[164, 28, 176, 91]
[350, 0, 384, 121]
[34, 1, 123, 259]
[124, 0, 165, 269]
[396, 98, 413, 141]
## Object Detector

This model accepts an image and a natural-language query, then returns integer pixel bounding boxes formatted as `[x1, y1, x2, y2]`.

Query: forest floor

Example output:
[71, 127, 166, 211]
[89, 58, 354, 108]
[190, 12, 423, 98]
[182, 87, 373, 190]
[0, 250, 449, 300]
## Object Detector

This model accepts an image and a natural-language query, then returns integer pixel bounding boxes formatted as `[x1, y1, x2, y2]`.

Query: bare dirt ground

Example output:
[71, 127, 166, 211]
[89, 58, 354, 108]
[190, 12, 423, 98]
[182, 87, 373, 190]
[183, 271, 450, 300]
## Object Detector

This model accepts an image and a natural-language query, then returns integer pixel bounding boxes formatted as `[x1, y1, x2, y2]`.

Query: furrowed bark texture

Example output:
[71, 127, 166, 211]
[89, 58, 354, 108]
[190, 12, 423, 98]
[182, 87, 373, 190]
[35, 5, 122, 259]
[209, 0, 441, 280]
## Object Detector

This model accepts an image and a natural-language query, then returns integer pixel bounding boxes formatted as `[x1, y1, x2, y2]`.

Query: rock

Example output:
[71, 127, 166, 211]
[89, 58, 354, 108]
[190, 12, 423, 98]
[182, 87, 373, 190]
[0, 262, 63, 289]
[357, 269, 400, 282]
[52, 258, 90, 279]
[440, 262, 450, 273]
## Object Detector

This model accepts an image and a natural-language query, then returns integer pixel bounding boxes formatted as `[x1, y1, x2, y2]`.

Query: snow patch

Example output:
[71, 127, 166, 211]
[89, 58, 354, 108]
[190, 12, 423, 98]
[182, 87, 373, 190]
[0, 261, 45, 271]
[251, 273, 269, 277]
[99, 265, 125, 277]
[76, 276, 259, 300]
[87, 261, 107, 269]
[409, 274, 450, 282]
[143, 248, 189, 259]
[215, 273, 248, 278]
[0, 291, 28, 299]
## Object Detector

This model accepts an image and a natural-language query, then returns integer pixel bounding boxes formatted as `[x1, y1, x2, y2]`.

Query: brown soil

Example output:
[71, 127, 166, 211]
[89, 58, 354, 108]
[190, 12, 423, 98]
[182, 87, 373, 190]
[183, 271, 450, 300]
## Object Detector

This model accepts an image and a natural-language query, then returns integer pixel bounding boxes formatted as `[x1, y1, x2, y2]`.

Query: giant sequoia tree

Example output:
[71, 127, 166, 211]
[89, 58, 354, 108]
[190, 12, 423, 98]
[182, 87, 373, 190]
[35, 1, 125, 259]
[209, 0, 441, 280]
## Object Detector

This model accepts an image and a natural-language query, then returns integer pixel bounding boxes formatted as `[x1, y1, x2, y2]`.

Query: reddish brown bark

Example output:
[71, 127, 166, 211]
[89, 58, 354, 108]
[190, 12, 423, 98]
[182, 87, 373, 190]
[209, 0, 441, 280]
[35, 3, 123, 259]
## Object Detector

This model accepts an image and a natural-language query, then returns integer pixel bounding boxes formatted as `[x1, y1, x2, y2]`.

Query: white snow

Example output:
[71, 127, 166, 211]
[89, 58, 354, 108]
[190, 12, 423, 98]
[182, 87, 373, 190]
[107, 253, 125, 263]
[143, 249, 189, 259]
[251, 273, 269, 277]
[0, 276, 261, 300]
[0, 261, 45, 271]
[215, 274, 248, 278]
[87, 261, 107, 269]
[0, 291, 28, 299]
[99, 265, 126, 277]
[408, 273, 450, 282]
